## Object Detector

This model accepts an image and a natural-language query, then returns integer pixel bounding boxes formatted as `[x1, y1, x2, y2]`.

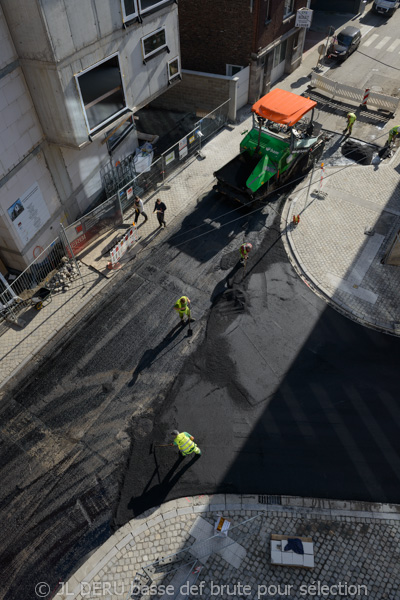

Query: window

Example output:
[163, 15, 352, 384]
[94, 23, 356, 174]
[226, 65, 244, 76]
[138, 0, 170, 15]
[292, 32, 299, 49]
[76, 54, 127, 133]
[142, 27, 168, 61]
[283, 0, 295, 18]
[168, 57, 180, 82]
[265, 0, 271, 23]
[121, 0, 138, 22]
[273, 40, 287, 68]
[121, 0, 170, 21]
[106, 115, 136, 152]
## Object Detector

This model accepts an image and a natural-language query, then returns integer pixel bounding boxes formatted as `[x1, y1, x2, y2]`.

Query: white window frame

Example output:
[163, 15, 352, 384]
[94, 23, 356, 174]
[138, 0, 170, 16]
[141, 26, 167, 60]
[168, 56, 181, 82]
[75, 52, 128, 134]
[283, 0, 295, 19]
[121, 0, 139, 22]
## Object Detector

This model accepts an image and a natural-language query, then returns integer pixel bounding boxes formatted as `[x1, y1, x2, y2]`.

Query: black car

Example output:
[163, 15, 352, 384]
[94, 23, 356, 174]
[327, 26, 361, 61]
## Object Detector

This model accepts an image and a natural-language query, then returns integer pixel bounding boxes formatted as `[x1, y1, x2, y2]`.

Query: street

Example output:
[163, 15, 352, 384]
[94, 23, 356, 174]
[2, 7, 400, 600]
[2, 185, 400, 600]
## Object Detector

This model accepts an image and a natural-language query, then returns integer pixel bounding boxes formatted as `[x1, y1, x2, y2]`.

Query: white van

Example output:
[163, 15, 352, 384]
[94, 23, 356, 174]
[373, 0, 399, 16]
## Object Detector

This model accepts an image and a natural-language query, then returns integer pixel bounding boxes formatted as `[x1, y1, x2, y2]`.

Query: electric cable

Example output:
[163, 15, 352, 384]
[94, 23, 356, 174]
[165, 128, 392, 249]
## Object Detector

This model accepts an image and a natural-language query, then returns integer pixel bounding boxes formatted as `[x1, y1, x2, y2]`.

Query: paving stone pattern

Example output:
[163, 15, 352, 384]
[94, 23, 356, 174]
[285, 148, 400, 332]
[73, 508, 399, 600]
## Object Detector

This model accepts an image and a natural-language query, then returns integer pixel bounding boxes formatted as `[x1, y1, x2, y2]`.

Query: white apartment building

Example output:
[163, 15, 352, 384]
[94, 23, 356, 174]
[0, 0, 181, 271]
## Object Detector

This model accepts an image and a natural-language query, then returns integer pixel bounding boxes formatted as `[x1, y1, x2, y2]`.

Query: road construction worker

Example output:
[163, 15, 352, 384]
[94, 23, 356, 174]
[171, 430, 201, 456]
[174, 295, 191, 324]
[240, 242, 252, 264]
[387, 125, 400, 145]
[343, 112, 356, 135]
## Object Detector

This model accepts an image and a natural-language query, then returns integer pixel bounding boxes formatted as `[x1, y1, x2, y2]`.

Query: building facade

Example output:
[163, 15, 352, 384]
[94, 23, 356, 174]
[0, 0, 180, 271]
[178, 0, 308, 103]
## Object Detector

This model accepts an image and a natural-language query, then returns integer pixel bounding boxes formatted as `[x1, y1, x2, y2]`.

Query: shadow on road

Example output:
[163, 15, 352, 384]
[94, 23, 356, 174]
[127, 453, 200, 516]
[167, 190, 266, 263]
[128, 322, 188, 387]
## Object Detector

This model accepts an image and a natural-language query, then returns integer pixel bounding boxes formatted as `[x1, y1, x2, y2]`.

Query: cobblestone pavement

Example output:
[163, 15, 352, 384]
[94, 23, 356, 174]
[54, 495, 400, 600]
[1, 5, 400, 388]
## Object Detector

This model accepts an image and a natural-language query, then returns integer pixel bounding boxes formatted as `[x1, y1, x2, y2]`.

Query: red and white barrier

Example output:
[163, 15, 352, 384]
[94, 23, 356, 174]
[362, 88, 370, 106]
[109, 226, 138, 269]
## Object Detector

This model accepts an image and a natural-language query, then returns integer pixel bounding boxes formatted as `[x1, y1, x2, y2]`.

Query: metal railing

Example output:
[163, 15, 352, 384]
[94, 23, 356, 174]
[0, 238, 72, 326]
[107, 100, 231, 215]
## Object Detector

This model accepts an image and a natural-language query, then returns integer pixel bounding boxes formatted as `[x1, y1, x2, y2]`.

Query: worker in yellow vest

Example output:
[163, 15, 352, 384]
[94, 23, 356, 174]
[343, 112, 356, 136]
[174, 295, 191, 324]
[240, 242, 253, 265]
[171, 430, 201, 456]
[387, 125, 400, 145]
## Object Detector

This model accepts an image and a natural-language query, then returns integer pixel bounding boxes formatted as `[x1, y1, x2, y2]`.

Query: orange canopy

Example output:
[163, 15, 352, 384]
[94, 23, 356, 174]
[252, 89, 316, 126]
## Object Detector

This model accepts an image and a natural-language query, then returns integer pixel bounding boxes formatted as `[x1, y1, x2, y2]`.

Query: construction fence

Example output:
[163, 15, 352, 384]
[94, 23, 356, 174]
[310, 73, 400, 115]
[103, 100, 230, 215]
[0, 236, 82, 329]
[0, 100, 230, 330]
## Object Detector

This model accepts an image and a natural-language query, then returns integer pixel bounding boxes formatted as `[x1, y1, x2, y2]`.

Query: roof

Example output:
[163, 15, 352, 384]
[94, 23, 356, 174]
[251, 89, 317, 126]
[339, 26, 361, 36]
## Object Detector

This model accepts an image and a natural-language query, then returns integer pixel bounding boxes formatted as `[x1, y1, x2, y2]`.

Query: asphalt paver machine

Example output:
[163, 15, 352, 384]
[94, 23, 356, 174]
[214, 88, 325, 205]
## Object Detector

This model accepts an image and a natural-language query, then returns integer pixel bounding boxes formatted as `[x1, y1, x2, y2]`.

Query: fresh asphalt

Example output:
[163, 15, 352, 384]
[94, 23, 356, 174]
[2, 183, 400, 599]
[116, 198, 400, 526]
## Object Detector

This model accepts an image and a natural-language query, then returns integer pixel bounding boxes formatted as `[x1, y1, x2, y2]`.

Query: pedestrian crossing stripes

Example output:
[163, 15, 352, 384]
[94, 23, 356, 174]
[362, 33, 378, 47]
[386, 39, 400, 52]
[362, 33, 400, 52]
[375, 35, 391, 50]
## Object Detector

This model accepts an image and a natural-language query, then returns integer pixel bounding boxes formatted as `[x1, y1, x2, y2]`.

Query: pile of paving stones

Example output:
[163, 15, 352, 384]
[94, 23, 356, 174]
[48, 257, 80, 293]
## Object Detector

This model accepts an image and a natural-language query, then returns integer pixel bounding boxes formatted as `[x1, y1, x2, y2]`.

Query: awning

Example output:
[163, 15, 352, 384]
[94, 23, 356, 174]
[252, 89, 316, 126]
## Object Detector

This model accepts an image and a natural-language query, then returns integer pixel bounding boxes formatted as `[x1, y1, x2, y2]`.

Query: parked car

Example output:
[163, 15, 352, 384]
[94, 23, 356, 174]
[327, 26, 361, 61]
[373, 0, 399, 16]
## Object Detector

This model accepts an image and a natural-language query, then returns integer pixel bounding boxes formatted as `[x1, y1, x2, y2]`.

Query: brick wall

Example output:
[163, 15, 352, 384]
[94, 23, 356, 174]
[178, 0, 253, 74]
[257, 0, 307, 50]
[151, 72, 231, 114]
[178, 0, 307, 76]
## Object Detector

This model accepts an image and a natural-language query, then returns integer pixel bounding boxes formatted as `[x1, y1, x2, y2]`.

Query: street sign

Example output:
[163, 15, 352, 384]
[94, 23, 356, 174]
[295, 8, 313, 28]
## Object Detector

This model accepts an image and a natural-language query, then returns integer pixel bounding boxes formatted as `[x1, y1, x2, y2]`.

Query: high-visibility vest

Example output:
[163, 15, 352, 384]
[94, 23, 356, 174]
[240, 244, 250, 258]
[175, 296, 189, 311]
[174, 432, 194, 453]
[347, 113, 356, 124]
[390, 126, 400, 136]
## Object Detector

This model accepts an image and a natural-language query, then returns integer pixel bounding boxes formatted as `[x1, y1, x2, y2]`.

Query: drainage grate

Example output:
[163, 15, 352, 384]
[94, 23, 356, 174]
[258, 495, 282, 505]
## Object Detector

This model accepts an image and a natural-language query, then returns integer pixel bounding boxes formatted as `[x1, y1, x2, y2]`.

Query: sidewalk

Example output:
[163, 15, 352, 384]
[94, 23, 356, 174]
[1, 5, 400, 391]
[53, 494, 400, 600]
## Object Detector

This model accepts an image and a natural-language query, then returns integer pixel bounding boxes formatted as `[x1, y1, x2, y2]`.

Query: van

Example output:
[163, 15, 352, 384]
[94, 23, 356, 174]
[327, 26, 361, 62]
[373, 0, 399, 16]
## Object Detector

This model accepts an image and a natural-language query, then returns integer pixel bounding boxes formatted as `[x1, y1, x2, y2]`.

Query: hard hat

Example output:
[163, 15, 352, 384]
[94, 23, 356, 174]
[245, 243, 253, 251]
[171, 430, 179, 437]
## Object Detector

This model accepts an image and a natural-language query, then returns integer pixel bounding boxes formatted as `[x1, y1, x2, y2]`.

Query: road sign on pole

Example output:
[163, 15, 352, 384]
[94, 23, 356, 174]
[295, 8, 313, 28]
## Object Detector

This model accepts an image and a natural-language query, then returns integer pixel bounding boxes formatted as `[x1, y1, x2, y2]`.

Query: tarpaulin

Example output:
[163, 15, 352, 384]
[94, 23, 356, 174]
[252, 89, 316, 125]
